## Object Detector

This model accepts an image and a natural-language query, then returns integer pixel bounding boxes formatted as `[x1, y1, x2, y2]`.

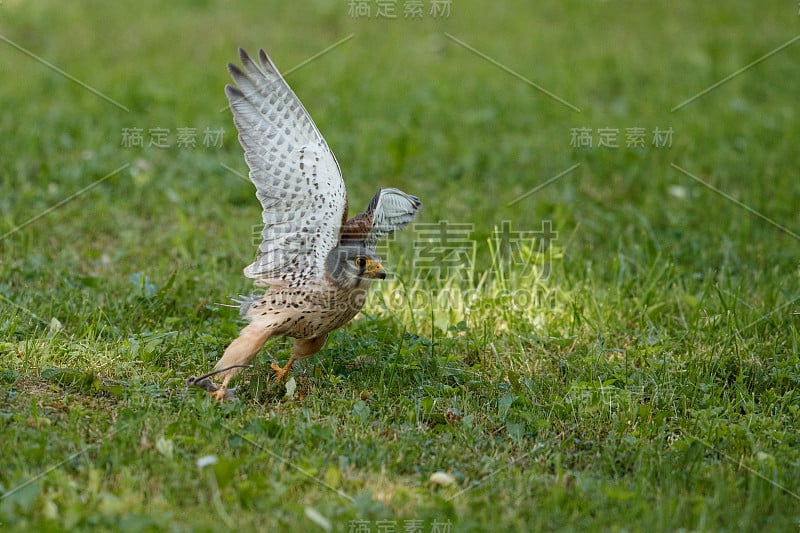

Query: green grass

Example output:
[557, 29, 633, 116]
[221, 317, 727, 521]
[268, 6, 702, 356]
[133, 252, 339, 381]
[2, 1, 800, 531]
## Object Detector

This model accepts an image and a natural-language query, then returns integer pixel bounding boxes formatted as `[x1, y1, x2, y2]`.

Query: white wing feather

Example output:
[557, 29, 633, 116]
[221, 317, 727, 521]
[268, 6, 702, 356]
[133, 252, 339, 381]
[364, 188, 422, 250]
[225, 49, 347, 285]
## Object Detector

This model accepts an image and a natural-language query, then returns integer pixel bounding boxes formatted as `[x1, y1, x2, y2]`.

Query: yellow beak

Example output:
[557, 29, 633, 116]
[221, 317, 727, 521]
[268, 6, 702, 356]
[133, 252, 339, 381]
[365, 262, 386, 279]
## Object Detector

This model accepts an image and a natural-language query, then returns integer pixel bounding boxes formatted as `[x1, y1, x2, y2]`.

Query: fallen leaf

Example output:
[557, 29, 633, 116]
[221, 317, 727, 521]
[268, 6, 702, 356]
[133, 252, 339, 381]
[284, 377, 297, 400]
[155, 436, 173, 459]
[430, 471, 456, 486]
[196, 454, 218, 469]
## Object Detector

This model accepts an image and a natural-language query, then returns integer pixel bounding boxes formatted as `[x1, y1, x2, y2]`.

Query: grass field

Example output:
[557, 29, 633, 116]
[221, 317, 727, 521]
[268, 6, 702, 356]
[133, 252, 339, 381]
[2, 1, 800, 531]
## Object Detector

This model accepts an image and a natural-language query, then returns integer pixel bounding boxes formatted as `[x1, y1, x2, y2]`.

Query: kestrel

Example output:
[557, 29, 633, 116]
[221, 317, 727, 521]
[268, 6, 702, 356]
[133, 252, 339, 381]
[189, 49, 421, 401]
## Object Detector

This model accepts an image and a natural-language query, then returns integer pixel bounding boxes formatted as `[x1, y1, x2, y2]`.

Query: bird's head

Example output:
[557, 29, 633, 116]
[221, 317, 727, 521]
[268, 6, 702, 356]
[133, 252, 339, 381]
[325, 245, 386, 290]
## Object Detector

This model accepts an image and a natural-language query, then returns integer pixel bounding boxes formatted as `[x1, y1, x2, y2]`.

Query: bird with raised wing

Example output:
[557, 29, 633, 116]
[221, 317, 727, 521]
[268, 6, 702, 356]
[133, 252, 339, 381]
[188, 49, 421, 401]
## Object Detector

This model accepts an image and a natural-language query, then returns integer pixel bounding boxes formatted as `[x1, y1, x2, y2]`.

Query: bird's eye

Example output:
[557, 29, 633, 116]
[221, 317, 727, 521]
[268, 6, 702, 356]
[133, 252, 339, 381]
[355, 257, 368, 268]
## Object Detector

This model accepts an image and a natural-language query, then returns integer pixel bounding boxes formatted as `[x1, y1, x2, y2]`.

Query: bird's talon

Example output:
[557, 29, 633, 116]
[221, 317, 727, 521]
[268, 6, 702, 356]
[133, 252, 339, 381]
[210, 386, 238, 402]
[270, 361, 293, 382]
[210, 387, 227, 401]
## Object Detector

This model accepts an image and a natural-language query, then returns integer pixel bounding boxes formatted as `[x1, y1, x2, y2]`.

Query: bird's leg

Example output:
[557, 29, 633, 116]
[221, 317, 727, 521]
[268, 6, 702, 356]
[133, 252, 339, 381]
[271, 335, 328, 382]
[210, 373, 235, 402]
[192, 323, 272, 401]
[270, 356, 296, 382]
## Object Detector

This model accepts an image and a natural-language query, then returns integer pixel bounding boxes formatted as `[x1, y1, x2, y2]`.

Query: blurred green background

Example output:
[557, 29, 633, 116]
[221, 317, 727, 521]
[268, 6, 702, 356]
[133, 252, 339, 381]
[1, 1, 799, 531]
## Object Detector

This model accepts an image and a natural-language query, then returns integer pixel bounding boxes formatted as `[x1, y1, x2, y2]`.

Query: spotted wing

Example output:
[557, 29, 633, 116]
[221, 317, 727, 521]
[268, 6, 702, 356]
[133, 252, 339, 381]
[225, 48, 347, 286]
[342, 188, 421, 250]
